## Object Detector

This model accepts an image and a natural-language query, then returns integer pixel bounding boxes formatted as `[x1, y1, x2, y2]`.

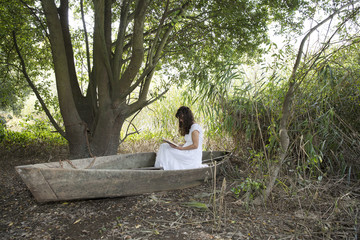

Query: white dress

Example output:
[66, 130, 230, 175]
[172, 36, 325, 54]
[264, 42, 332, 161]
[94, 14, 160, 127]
[155, 123, 206, 170]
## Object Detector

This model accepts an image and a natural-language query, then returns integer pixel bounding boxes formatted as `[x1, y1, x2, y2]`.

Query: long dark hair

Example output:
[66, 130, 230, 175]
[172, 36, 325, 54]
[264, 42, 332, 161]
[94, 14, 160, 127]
[175, 106, 194, 136]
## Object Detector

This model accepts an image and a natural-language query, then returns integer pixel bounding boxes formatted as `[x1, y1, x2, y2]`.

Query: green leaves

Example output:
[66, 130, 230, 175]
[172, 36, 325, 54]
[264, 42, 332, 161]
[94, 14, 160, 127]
[182, 201, 209, 210]
[231, 177, 266, 200]
[0, 116, 66, 151]
[0, 0, 52, 113]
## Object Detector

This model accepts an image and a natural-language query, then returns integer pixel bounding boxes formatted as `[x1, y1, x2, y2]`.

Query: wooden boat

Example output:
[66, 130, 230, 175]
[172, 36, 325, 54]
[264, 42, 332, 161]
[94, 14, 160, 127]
[15, 151, 229, 202]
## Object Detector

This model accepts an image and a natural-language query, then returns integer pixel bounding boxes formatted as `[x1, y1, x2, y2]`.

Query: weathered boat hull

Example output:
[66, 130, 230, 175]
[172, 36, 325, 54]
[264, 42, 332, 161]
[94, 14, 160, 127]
[15, 151, 228, 202]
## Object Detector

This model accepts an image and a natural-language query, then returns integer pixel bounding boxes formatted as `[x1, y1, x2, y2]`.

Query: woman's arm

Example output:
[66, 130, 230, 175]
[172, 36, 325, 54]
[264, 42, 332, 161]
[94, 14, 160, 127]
[171, 130, 200, 150]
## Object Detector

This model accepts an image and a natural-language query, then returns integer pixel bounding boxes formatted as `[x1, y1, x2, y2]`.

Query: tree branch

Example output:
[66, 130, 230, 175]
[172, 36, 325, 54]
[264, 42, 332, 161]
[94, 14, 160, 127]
[12, 31, 66, 139]
[120, 109, 141, 144]
[82, 1, 98, 117]
[41, 0, 85, 142]
[127, 87, 169, 116]
[58, 0, 83, 100]
[122, 0, 189, 111]
[19, 0, 49, 38]
[147, 0, 170, 66]
[80, 0, 91, 82]
[119, 65, 155, 99]
[117, 0, 149, 97]
[93, 0, 113, 84]
[113, 0, 130, 82]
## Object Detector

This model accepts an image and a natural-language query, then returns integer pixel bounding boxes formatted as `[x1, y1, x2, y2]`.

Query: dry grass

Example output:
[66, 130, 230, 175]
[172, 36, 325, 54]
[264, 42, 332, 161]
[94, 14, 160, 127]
[118, 134, 235, 154]
[118, 138, 161, 154]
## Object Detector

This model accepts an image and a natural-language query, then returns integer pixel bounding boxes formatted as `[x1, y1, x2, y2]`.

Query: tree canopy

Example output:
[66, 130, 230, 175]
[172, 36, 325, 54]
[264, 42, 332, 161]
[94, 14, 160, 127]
[0, 1, 52, 114]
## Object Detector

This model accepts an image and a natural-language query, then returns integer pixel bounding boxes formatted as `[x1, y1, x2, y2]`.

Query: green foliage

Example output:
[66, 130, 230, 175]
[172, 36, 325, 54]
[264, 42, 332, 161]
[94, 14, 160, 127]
[118, 85, 236, 153]
[0, 116, 67, 151]
[0, 0, 53, 113]
[120, 88, 184, 143]
[231, 177, 266, 200]
[196, 39, 360, 181]
[0, 121, 6, 140]
[289, 59, 360, 177]
[121, 86, 215, 144]
[149, 0, 313, 91]
[182, 201, 209, 210]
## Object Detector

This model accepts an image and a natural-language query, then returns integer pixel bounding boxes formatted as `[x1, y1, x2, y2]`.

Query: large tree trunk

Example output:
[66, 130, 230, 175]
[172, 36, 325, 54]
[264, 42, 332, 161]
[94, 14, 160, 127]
[63, 111, 125, 158]
[39, 0, 188, 158]
[42, 0, 88, 159]
[90, 110, 125, 156]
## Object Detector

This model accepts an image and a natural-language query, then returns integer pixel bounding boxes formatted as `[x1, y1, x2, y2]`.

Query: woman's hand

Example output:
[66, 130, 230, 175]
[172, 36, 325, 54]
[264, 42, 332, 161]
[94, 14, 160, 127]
[170, 130, 200, 150]
[169, 144, 183, 150]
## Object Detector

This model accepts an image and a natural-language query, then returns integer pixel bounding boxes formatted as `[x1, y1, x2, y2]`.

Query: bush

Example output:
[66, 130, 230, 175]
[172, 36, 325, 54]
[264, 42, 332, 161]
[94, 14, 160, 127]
[0, 117, 67, 157]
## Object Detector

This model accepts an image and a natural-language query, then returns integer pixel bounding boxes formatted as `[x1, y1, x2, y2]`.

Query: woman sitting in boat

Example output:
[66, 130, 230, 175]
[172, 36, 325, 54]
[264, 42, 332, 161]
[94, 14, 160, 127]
[154, 106, 206, 170]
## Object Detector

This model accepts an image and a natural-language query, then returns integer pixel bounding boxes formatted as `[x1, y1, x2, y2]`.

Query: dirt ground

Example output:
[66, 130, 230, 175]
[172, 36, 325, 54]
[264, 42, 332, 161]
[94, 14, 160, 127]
[1, 148, 359, 240]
